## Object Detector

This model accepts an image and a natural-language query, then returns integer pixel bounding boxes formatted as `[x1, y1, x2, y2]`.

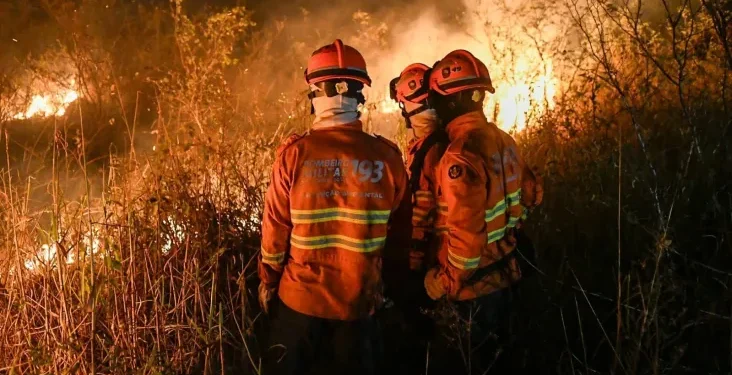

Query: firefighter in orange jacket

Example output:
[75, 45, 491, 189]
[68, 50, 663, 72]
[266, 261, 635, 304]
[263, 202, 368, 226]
[389, 63, 448, 273]
[422, 50, 544, 373]
[257, 39, 412, 375]
[386, 63, 449, 373]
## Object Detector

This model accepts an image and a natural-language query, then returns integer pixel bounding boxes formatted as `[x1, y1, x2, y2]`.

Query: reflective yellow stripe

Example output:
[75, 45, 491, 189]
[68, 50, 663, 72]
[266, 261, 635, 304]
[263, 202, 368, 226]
[506, 189, 522, 206]
[291, 207, 391, 215]
[507, 216, 520, 228]
[412, 207, 432, 222]
[291, 208, 391, 225]
[261, 258, 283, 266]
[290, 234, 386, 253]
[484, 200, 507, 222]
[439, 189, 522, 239]
[415, 191, 433, 197]
[487, 226, 507, 244]
[261, 247, 285, 265]
[447, 251, 481, 270]
[440, 194, 517, 223]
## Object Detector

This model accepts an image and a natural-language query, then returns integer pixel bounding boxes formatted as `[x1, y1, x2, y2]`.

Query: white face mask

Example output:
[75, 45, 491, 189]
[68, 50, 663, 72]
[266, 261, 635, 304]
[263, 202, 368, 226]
[311, 94, 360, 128]
[409, 108, 439, 138]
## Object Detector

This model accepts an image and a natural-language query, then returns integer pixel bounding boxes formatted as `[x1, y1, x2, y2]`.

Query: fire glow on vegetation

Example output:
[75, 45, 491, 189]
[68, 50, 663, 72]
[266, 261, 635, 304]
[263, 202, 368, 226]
[24, 229, 100, 271]
[484, 59, 557, 131]
[364, 0, 560, 133]
[366, 59, 557, 133]
[13, 80, 80, 120]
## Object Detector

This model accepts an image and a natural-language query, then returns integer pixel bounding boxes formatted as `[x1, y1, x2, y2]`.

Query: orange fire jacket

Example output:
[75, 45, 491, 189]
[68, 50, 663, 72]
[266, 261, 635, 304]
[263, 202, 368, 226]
[405, 133, 447, 271]
[434, 111, 543, 300]
[258, 121, 412, 321]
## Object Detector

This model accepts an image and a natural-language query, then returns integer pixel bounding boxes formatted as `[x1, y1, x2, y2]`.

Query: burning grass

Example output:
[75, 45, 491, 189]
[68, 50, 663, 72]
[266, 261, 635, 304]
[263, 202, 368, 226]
[0, 112, 276, 374]
[1, 0, 731, 373]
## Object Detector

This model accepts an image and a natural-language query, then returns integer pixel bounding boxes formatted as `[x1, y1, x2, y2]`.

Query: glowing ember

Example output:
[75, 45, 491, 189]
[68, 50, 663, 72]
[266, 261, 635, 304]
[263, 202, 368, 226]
[14, 81, 80, 120]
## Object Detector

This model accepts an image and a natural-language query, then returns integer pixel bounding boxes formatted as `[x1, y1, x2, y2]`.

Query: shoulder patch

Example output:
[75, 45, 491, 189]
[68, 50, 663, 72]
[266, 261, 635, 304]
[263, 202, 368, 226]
[448, 165, 463, 179]
[373, 134, 402, 155]
[276, 133, 306, 156]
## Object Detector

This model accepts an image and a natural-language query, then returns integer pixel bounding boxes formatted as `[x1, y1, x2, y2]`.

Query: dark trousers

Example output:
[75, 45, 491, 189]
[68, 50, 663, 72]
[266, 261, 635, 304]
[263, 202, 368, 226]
[264, 301, 378, 375]
[378, 270, 437, 375]
[426, 288, 514, 375]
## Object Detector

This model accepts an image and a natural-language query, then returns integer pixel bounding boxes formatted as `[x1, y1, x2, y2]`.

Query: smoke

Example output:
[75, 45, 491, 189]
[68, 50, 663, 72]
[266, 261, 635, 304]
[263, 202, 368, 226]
[1, 0, 567, 202]
[351, 0, 565, 136]
[227, 0, 567, 138]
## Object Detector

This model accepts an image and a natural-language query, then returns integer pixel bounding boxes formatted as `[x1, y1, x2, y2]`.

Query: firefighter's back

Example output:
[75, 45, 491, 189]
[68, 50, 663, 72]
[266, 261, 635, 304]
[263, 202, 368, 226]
[277, 123, 407, 321]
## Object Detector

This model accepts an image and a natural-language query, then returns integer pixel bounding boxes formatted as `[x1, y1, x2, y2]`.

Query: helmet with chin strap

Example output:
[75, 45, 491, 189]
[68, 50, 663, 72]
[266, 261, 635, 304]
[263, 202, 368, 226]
[305, 39, 370, 114]
[428, 49, 495, 123]
[429, 49, 494, 96]
[389, 63, 433, 128]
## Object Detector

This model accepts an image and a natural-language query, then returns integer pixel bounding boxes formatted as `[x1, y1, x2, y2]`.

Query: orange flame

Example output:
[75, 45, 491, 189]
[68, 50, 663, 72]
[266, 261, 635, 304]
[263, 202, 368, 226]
[14, 80, 80, 120]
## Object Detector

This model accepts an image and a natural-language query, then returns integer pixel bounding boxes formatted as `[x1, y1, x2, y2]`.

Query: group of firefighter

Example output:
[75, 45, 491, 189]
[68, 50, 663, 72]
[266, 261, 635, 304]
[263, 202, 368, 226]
[257, 39, 544, 375]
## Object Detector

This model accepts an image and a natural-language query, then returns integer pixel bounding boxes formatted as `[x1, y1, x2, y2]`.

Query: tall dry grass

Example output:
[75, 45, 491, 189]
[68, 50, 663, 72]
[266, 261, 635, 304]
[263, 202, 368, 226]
[0, 0, 730, 374]
[0, 4, 282, 374]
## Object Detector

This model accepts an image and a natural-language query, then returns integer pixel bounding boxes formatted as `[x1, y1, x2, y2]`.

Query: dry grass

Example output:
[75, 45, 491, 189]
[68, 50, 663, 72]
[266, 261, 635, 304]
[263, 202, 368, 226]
[1, 0, 731, 374]
[0, 4, 278, 373]
[0, 92, 279, 375]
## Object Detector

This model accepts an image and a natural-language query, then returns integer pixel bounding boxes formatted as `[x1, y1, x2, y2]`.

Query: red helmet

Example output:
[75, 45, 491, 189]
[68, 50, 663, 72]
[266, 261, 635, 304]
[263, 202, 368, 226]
[390, 63, 431, 105]
[429, 50, 495, 96]
[304, 39, 371, 86]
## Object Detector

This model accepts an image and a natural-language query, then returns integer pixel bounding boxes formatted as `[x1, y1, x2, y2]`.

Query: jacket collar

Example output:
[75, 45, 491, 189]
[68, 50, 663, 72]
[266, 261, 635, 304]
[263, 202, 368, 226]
[445, 111, 489, 141]
[311, 120, 363, 132]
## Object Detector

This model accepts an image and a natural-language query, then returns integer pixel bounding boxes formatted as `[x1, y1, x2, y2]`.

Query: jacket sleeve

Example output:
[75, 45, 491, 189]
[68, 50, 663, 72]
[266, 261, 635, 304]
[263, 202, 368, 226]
[258, 155, 292, 288]
[383, 160, 412, 287]
[409, 191, 433, 270]
[521, 163, 544, 210]
[438, 149, 488, 296]
[409, 145, 443, 270]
